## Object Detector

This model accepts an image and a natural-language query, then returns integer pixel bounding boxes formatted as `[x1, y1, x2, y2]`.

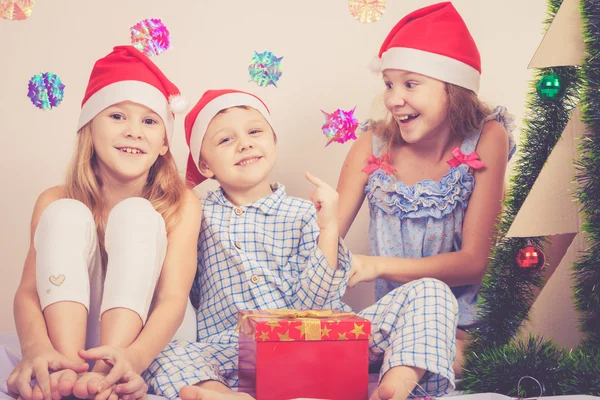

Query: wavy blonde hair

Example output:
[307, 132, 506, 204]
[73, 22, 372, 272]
[63, 124, 186, 268]
[373, 83, 492, 152]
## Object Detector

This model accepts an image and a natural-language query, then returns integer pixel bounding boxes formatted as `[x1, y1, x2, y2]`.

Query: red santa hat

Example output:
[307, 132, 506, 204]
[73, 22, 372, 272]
[370, 2, 481, 93]
[184, 89, 273, 188]
[77, 45, 186, 143]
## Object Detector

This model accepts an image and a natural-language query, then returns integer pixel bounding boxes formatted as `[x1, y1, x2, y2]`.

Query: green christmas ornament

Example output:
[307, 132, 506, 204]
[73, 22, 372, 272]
[536, 74, 565, 101]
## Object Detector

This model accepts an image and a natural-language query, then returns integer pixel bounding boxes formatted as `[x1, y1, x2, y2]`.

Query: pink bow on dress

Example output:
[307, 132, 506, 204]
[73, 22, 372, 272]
[362, 153, 397, 175]
[446, 147, 485, 169]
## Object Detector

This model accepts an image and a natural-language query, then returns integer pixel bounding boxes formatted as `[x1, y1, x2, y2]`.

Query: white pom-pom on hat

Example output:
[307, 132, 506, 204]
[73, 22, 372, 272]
[169, 94, 188, 114]
[368, 56, 383, 74]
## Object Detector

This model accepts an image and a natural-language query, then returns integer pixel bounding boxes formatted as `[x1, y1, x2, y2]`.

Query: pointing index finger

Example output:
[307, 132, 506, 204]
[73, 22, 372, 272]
[305, 172, 325, 187]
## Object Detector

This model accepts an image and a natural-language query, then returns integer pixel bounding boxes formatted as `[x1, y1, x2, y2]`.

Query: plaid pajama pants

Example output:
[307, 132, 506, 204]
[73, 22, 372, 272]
[144, 278, 458, 399]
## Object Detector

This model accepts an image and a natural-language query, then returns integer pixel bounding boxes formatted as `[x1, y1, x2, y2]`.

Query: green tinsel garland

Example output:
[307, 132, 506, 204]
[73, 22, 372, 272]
[468, 0, 580, 352]
[558, 349, 600, 395]
[462, 336, 565, 397]
[573, 0, 600, 352]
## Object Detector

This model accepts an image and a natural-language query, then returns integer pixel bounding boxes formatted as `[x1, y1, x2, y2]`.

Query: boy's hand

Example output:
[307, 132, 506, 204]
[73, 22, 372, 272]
[348, 254, 380, 287]
[305, 172, 339, 233]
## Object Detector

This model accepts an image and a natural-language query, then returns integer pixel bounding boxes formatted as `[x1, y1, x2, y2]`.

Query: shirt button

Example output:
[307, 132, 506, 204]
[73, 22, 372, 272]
[234, 241, 242, 250]
[234, 208, 244, 216]
[250, 275, 260, 284]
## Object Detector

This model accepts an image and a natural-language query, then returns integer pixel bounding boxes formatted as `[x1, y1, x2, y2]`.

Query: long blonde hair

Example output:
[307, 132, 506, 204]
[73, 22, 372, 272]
[63, 124, 186, 268]
[373, 83, 492, 152]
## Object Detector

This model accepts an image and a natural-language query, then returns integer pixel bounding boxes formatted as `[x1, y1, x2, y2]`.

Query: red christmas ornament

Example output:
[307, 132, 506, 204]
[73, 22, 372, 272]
[516, 245, 545, 271]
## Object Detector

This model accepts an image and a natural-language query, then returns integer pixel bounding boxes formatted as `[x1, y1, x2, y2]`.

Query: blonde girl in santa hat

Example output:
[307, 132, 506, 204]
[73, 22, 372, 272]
[5, 46, 201, 400]
[337, 0, 516, 391]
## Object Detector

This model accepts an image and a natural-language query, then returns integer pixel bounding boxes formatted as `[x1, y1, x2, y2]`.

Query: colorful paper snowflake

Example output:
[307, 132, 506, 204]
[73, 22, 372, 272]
[130, 18, 170, 57]
[248, 51, 283, 88]
[348, 0, 387, 23]
[321, 107, 359, 146]
[0, 0, 35, 21]
[27, 72, 65, 110]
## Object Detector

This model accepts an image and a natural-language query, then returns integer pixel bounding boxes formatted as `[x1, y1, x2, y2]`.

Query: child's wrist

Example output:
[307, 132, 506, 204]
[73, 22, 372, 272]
[21, 338, 53, 357]
[124, 345, 145, 373]
[319, 225, 340, 237]
[374, 258, 383, 279]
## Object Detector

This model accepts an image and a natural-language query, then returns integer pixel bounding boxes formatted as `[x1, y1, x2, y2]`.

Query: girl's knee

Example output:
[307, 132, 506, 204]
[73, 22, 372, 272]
[106, 197, 165, 235]
[36, 199, 94, 236]
[104, 197, 166, 260]
[102, 199, 167, 324]
[110, 197, 153, 216]
[34, 198, 97, 263]
[35, 199, 96, 311]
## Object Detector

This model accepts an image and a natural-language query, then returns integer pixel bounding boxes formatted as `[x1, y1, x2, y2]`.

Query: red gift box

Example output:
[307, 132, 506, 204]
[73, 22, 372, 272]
[238, 309, 370, 400]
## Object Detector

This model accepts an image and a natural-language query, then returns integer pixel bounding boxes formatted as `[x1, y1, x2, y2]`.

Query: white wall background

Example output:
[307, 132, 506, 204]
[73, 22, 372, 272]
[2, 0, 577, 346]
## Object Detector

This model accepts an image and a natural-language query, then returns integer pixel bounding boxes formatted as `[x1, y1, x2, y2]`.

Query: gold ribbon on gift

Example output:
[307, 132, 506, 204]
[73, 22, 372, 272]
[237, 309, 354, 341]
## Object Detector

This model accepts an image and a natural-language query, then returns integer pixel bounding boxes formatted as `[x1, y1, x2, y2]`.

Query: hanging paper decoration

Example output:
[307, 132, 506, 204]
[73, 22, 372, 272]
[321, 107, 359, 146]
[0, 0, 35, 21]
[27, 72, 65, 110]
[516, 245, 545, 272]
[248, 51, 283, 88]
[130, 18, 171, 57]
[348, 0, 386, 24]
[536, 74, 565, 101]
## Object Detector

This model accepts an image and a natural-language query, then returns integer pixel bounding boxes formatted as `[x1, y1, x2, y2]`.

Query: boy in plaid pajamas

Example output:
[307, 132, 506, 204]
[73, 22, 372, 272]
[142, 89, 459, 400]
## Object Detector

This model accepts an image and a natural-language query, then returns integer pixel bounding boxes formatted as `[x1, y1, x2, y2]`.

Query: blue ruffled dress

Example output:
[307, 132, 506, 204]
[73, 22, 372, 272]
[365, 106, 516, 327]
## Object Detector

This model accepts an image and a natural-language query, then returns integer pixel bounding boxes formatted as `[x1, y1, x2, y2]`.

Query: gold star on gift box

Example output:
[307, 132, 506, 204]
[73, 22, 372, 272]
[350, 323, 367, 339]
[277, 330, 294, 341]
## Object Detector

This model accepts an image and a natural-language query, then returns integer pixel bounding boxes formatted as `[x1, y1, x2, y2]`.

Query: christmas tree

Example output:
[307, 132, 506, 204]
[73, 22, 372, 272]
[462, 0, 600, 395]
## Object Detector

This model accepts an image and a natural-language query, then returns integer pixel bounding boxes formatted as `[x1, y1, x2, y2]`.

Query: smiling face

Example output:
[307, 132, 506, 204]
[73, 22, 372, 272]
[382, 69, 450, 144]
[89, 100, 168, 183]
[197, 106, 277, 193]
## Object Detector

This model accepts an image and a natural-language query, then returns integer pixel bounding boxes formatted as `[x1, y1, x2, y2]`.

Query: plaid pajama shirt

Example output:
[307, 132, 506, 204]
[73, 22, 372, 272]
[143, 184, 458, 399]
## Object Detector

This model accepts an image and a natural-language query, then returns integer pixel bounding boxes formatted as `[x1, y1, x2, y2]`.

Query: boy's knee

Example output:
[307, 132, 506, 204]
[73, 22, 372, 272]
[407, 278, 458, 312]
[406, 277, 449, 293]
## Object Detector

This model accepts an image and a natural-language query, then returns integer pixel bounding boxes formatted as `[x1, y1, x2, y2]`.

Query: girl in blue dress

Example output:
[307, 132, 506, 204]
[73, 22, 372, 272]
[337, 2, 516, 379]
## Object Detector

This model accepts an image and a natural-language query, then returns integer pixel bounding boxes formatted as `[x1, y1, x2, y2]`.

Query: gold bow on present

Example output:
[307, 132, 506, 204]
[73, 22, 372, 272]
[238, 309, 354, 341]
[266, 309, 351, 319]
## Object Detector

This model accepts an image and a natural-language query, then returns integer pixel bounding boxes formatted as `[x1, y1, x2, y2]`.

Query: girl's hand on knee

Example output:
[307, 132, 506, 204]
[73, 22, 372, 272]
[348, 254, 380, 287]
[7, 346, 88, 400]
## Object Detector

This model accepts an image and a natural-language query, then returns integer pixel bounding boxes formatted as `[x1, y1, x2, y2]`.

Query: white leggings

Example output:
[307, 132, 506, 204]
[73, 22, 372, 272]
[34, 198, 196, 349]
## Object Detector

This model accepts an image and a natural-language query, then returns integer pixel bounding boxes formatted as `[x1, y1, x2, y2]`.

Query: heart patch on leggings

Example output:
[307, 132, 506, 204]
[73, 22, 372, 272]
[49, 274, 65, 286]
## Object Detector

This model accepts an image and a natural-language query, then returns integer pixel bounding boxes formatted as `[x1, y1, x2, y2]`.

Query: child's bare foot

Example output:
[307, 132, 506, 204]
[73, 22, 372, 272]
[370, 365, 426, 400]
[50, 369, 78, 399]
[29, 369, 80, 400]
[369, 382, 396, 400]
[179, 386, 253, 400]
[72, 371, 114, 400]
